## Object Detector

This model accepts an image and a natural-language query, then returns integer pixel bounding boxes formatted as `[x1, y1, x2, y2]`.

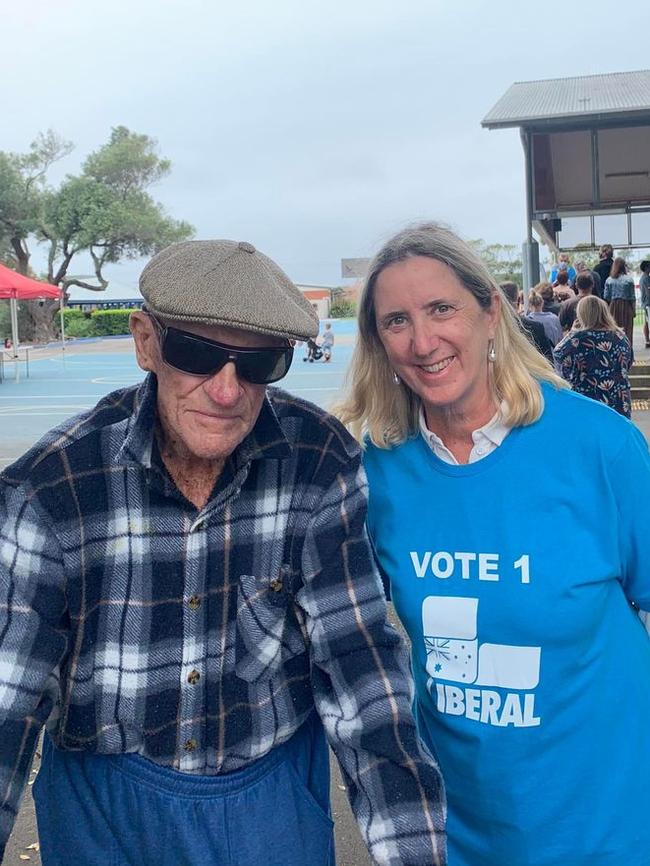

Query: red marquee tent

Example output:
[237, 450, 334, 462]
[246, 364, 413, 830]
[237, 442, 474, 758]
[0, 263, 63, 354]
[0, 263, 62, 300]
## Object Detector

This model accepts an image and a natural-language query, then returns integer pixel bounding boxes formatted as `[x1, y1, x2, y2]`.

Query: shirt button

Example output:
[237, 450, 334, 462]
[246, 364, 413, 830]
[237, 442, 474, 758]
[269, 577, 283, 592]
[184, 738, 198, 752]
[188, 595, 201, 610]
[187, 670, 200, 685]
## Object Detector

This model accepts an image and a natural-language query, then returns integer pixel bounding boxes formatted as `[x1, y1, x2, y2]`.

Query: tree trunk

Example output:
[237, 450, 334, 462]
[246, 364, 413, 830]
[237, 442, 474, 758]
[10, 237, 30, 275]
[7, 238, 59, 344]
[26, 298, 59, 344]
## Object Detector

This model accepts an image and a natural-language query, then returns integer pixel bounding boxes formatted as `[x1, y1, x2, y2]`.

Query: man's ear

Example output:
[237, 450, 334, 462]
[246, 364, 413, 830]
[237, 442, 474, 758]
[130, 311, 159, 373]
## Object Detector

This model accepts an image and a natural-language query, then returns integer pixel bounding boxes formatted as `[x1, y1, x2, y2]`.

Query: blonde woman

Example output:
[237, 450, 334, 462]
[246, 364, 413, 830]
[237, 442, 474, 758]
[554, 295, 632, 417]
[525, 289, 563, 345]
[336, 221, 650, 866]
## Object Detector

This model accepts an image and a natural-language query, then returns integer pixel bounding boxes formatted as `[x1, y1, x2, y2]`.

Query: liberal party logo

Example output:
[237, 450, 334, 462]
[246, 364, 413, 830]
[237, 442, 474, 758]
[423, 596, 541, 727]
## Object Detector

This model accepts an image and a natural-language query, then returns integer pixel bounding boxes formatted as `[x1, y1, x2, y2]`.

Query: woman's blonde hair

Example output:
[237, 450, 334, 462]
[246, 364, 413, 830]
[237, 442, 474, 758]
[334, 222, 567, 448]
[576, 295, 622, 333]
[527, 290, 544, 310]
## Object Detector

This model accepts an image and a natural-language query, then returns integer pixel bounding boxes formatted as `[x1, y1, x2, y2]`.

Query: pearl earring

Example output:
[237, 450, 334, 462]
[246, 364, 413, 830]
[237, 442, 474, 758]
[392, 371, 401, 385]
[488, 340, 496, 362]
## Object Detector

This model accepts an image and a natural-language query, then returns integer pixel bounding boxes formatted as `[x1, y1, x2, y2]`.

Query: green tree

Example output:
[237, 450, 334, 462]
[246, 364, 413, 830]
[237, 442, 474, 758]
[613, 249, 650, 271]
[0, 130, 73, 274]
[468, 239, 523, 286]
[0, 127, 194, 341]
[548, 246, 650, 274]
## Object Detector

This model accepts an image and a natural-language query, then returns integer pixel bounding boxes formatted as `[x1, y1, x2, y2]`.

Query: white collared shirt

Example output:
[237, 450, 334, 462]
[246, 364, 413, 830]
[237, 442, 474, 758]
[418, 403, 511, 465]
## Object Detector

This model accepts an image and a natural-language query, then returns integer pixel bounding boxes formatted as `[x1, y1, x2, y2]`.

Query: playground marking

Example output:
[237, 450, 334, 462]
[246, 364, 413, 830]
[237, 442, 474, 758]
[90, 376, 144, 385]
[0, 404, 92, 415]
[1, 377, 136, 383]
[291, 387, 338, 393]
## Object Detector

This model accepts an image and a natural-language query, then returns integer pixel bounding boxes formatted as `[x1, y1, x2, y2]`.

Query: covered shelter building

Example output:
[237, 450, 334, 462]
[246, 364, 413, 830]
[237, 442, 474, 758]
[482, 69, 650, 290]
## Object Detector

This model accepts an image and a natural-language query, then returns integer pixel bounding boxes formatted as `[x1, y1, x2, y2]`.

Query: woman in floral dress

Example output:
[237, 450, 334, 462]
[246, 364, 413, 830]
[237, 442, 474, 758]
[553, 295, 632, 417]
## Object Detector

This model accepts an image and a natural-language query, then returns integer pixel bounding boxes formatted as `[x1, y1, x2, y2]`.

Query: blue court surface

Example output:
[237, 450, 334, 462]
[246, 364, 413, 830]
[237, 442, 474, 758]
[0, 325, 357, 467]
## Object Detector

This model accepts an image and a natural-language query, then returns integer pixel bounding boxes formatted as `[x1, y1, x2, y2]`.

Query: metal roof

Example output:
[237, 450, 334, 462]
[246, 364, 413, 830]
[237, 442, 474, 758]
[482, 70, 650, 129]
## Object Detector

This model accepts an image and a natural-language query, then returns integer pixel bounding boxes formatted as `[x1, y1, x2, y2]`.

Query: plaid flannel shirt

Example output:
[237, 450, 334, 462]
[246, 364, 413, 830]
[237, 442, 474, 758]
[0, 374, 446, 865]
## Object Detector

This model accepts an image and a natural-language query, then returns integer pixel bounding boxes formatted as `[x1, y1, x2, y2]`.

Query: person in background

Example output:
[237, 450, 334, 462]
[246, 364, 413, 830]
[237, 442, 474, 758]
[499, 281, 553, 361]
[574, 259, 602, 298]
[535, 281, 561, 315]
[302, 335, 322, 362]
[335, 220, 650, 866]
[554, 295, 632, 418]
[559, 272, 593, 332]
[640, 260, 650, 349]
[603, 256, 636, 350]
[526, 289, 563, 345]
[592, 243, 614, 291]
[321, 322, 334, 362]
[549, 252, 576, 284]
[0, 239, 446, 866]
[552, 270, 575, 300]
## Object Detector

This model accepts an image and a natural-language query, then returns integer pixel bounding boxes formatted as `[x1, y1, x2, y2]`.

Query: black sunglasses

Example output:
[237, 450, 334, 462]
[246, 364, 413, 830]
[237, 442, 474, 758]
[148, 315, 293, 385]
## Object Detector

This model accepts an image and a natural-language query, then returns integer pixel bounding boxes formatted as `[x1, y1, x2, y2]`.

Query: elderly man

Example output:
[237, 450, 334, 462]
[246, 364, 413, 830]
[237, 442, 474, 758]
[0, 240, 446, 866]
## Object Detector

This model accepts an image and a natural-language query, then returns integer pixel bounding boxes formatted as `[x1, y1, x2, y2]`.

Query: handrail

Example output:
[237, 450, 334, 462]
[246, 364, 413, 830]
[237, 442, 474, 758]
[0, 348, 30, 381]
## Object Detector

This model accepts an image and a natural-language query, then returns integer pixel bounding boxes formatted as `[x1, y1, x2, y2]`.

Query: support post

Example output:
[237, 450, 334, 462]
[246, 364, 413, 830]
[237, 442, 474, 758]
[520, 128, 540, 298]
[522, 242, 540, 298]
[9, 295, 19, 356]
[59, 295, 66, 355]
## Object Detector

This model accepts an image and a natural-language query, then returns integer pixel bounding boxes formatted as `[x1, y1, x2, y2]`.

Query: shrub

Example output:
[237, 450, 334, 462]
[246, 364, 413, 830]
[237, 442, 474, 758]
[59, 307, 137, 338]
[61, 307, 87, 321]
[91, 309, 134, 336]
[330, 299, 356, 318]
[59, 307, 88, 332]
[64, 316, 97, 338]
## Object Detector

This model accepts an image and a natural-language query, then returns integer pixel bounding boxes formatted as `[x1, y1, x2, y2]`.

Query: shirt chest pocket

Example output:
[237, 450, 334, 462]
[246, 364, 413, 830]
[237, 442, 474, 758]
[235, 568, 307, 682]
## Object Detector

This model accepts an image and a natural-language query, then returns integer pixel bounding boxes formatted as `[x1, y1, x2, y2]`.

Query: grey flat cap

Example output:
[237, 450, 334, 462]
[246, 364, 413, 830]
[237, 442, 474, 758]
[139, 240, 319, 341]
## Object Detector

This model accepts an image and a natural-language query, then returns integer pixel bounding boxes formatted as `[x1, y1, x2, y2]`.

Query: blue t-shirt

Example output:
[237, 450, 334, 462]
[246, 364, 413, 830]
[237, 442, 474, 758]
[364, 384, 650, 866]
[550, 265, 576, 283]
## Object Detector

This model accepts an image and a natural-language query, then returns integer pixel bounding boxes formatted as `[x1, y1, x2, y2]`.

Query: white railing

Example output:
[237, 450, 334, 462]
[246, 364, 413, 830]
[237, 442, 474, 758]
[0, 348, 30, 382]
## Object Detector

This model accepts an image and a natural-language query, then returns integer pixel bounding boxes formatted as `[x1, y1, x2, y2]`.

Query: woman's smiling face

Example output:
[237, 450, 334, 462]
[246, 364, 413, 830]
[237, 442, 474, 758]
[374, 255, 500, 424]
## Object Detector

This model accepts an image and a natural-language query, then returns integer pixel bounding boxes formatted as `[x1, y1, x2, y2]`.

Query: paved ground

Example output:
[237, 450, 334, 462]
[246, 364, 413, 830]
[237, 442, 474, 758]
[3, 326, 649, 865]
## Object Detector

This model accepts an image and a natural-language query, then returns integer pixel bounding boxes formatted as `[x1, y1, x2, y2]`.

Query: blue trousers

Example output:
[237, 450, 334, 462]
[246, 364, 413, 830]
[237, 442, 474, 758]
[33, 713, 335, 866]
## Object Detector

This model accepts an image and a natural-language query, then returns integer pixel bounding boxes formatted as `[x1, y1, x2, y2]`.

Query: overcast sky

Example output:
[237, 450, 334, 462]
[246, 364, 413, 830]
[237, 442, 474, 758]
[4, 0, 650, 294]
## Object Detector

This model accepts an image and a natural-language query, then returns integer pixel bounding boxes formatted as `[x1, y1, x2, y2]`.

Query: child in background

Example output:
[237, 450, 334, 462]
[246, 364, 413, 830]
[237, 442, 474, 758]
[321, 323, 334, 362]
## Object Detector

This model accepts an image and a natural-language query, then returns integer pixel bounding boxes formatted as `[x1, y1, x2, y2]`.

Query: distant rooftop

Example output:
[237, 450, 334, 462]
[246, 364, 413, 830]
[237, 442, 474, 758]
[482, 69, 650, 129]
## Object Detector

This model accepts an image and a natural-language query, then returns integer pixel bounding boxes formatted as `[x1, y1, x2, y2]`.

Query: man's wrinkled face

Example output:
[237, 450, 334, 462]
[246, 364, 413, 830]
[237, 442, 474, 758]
[131, 313, 282, 463]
